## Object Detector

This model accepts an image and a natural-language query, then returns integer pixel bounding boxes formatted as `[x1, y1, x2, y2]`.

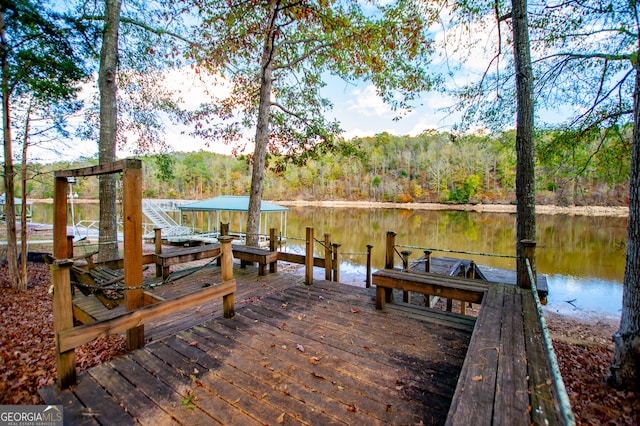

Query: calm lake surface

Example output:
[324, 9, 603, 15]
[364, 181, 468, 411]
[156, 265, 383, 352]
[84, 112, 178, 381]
[32, 202, 627, 319]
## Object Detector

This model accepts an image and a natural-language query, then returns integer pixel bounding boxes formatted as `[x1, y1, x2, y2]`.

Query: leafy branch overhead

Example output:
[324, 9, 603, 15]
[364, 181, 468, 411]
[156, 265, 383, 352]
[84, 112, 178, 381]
[181, 0, 439, 164]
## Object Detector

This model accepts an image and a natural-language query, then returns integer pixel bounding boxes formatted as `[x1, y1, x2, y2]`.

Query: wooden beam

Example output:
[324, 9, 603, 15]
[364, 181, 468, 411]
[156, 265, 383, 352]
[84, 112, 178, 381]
[54, 158, 141, 178]
[219, 236, 234, 318]
[123, 163, 144, 350]
[58, 280, 236, 353]
[305, 227, 314, 285]
[51, 260, 76, 389]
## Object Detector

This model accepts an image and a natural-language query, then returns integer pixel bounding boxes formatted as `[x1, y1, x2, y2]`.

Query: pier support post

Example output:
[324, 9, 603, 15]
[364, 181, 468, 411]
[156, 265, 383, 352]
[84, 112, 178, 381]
[154, 228, 163, 277]
[401, 250, 412, 303]
[384, 231, 397, 303]
[51, 259, 76, 389]
[385, 231, 396, 269]
[324, 233, 332, 281]
[123, 162, 144, 351]
[269, 228, 278, 273]
[66, 235, 74, 259]
[305, 227, 314, 285]
[520, 239, 537, 289]
[219, 236, 235, 318]
[52, 176, 76, 389]
[366, 245, 373, 288]
[332, 243, 341, 282]
[423, 250, 431, 272]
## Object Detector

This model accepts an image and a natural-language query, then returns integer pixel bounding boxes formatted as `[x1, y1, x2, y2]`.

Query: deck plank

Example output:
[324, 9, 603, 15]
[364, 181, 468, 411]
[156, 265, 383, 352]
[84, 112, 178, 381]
[42, 261, 566, 425]
[493, 286, 530, 424]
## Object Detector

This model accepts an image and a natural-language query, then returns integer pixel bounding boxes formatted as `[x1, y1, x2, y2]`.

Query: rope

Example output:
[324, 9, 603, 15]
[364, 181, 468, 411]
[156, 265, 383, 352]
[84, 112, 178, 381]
[395, 244, 516, 259]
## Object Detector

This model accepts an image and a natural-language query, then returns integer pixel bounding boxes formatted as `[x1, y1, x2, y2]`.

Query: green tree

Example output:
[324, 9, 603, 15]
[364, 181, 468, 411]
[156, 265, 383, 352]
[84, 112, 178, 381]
[184, 0, 439, 246]
[0, 0, 88, 289]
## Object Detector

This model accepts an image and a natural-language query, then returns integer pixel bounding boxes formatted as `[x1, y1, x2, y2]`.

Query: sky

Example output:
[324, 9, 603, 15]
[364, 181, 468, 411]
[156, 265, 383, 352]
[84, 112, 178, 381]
[24, 3, 565, 163]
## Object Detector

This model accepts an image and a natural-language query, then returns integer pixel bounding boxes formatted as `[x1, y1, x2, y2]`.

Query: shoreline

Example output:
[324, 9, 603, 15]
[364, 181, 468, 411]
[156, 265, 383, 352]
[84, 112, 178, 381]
[276, 200, 629, 217]
[29, 198, 630, 217]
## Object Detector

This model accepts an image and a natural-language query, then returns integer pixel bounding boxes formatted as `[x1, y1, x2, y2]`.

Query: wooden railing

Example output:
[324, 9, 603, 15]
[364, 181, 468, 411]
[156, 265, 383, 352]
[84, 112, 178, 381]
[49, 160, 236, 390]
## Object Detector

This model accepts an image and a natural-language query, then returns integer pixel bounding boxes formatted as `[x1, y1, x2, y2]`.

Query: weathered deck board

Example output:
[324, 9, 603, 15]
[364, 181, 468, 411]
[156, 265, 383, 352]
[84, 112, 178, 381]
[42, 269, 472, 425]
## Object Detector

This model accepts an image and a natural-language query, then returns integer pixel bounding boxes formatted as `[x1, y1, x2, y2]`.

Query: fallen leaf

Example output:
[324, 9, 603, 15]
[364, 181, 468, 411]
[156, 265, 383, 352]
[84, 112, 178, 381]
[347, 404, 357, 413]
[350, 308, 361, 313]
[189, 341, 198, 347]
[472, 375, 483, 381]
[310, 356, 321, 364]
[278, 322, 286, 330]
[296, 344, 305, 352]
[363, 346, 371, 350]
[281, 302, 288, 309]
[277, 412, 285, 424]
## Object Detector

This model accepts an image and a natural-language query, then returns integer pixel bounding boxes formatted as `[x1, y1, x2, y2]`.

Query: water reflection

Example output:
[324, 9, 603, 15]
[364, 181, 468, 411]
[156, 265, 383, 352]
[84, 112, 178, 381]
[31, 202, 627, 317]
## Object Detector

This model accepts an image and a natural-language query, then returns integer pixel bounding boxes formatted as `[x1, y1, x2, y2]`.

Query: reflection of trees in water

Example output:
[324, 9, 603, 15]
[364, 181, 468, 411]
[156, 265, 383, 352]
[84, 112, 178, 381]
[286, 207, 626, 282]
[31, 203, 626, 282]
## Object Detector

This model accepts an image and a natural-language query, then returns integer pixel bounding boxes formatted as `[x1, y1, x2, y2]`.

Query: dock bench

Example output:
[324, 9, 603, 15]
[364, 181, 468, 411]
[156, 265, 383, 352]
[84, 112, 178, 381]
[446, 284, 569, 425]
[372, 268, 488, 310]
[154, 244, 279, 279]
[154, 244, 221, 279]
[232, 245, 278, 276]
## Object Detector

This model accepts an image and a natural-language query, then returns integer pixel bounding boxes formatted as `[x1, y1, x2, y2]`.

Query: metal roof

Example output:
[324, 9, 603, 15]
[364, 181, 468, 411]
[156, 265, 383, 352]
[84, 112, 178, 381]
[178, 196, 288, 213]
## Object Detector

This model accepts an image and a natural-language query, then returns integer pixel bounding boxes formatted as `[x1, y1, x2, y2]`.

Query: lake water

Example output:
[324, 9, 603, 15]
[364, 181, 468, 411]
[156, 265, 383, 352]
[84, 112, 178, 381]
[31, 202, 627, 319]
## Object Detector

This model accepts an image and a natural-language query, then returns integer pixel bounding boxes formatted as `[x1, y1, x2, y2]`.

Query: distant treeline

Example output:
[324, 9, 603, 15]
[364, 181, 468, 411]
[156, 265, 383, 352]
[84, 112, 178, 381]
[20, 128, 631, 206]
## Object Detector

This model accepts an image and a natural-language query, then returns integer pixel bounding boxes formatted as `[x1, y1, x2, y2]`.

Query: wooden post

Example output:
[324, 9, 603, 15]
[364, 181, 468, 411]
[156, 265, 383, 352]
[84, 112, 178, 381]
[332, 243, 341, 282]
[520, 239, 537, 289]
[423, 250, 431, 272]
[51, 259, 76, 389]
[401, 250, 412, 303]
[305, 227, 314, 285]
[219, 236, 235, 318]
[52, 176, 76, 389]
[123, 163, 144, 350]
[324, 233, 332, 281]
[53, 177, 68, 261]
[401, 250, 411, 270]
[154, 228, 162, 277]
[384, 231, 396, 303]
[66, 235, 74, 259]
[269, 228, 277, 273]
[385, 231, 396, 269]
[220, 222, 229, 236]
[366, 244, 373, 288]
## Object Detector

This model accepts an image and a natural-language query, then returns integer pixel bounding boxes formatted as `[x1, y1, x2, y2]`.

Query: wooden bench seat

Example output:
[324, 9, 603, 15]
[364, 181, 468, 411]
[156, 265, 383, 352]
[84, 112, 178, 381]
[372, 268, 488, 310]
[154, 243, 279, 279]
[154, 244, 221, 279]
[231, 245, 279, 276]
[446, 284, 567, 425]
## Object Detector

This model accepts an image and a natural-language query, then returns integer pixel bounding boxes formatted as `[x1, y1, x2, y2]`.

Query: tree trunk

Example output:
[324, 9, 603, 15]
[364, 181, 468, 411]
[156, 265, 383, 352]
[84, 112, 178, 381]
[19, 102, 32, 286]
[246, 0, 278, 247]
[0, 12, 24, 290]
[607, 64, 640, 392]
[511, 0, 536, 286]
[98, 0, 122, 262]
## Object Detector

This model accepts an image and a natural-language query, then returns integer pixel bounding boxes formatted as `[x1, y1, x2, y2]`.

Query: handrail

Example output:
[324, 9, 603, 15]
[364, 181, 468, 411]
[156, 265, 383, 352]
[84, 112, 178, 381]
[525, 258, 576, 426]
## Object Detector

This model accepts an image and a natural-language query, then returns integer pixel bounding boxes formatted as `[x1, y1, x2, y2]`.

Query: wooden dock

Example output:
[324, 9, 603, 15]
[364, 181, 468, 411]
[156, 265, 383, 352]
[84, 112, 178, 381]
[41, 263, 473, 425]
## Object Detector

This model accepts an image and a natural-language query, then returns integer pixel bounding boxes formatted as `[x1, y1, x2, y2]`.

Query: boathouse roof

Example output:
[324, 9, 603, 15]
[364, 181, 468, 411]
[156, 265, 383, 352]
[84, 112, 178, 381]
[178, 196, 288, 213]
